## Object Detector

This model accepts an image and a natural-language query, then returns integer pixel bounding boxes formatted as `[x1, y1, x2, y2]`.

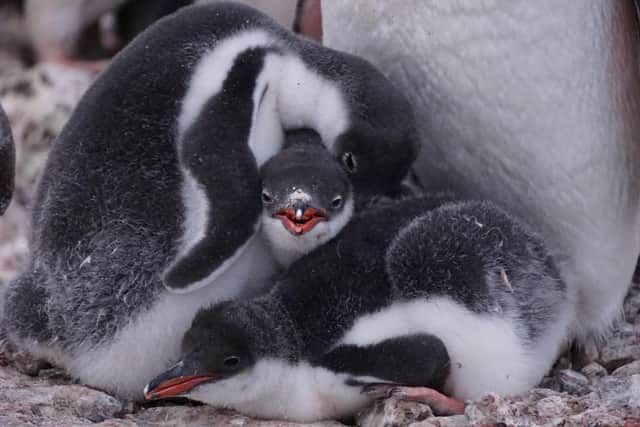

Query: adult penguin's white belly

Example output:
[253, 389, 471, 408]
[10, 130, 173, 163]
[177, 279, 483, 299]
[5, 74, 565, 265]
[322, 0, 640, 340]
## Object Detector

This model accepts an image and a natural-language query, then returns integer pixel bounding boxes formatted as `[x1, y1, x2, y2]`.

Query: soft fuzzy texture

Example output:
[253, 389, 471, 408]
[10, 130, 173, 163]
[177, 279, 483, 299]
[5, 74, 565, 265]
[3, 2, 419, 399]
[157, 199, 571, 421]
[322, 0, 640, 342]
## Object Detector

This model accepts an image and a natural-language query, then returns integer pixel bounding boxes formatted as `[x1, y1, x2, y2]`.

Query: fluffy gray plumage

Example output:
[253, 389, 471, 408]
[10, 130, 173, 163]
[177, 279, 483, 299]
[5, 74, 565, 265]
[144, 199, 571, 421]
[2, 2, 418, 399]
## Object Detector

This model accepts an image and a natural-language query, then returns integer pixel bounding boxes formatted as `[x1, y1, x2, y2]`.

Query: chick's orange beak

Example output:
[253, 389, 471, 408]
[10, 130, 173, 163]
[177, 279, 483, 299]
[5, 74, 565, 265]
[274, 206, 327, 235]
[144, 375, 213, 400]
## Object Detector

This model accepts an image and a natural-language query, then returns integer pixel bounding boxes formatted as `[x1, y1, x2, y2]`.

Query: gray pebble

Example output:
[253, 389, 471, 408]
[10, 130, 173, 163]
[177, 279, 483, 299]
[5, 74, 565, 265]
[73, 393, 123, 422]
[581, 362, 608, 382]
[612, 360, 640, 377]
[558, 369, 592, 395]
[596, 374, 640, 416]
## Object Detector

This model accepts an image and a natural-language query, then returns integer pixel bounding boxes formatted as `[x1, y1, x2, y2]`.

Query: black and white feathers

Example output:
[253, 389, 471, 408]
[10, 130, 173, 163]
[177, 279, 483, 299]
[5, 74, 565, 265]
[260, 129, 354, 267]
[163, 2, 419, 292]
[3, 2, 417, 399]
[145, 199, 572, 421]
[0, 103, 14, 215]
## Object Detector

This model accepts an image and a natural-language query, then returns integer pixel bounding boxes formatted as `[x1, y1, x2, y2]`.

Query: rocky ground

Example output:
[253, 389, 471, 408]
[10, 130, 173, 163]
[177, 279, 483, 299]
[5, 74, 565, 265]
[1, 47, 640, 427]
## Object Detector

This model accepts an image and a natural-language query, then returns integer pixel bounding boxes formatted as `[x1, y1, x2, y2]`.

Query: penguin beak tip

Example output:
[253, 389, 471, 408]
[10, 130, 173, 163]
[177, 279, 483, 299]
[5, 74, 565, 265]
[143, 374, 213, 400]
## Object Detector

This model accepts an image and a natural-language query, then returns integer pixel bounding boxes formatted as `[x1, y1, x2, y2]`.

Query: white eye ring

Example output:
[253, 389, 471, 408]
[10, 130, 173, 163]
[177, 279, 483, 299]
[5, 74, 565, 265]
[341, 152, 358, 173]
[331, 195, 343, 209]
[224, 355, 240, 368]
[261, 190, 273, 204]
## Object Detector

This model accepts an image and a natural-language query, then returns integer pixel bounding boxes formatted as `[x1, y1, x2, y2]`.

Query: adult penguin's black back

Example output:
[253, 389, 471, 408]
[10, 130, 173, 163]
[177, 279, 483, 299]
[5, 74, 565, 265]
[4, 2, 419, 399]
[0, 104, 14, 215]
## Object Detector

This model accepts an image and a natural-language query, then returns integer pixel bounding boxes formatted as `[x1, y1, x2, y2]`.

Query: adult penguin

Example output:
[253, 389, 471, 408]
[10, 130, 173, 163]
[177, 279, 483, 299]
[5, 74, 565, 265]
[3, 2, 418, 398]
[321, 0, 640, 341]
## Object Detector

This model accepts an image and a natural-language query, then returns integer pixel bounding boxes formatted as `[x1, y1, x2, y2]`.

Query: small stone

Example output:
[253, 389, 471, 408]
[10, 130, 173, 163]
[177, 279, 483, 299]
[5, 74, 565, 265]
[618, 323, 635, 337]
[129, 406, 344, 426]
[356, 397, 434, 426]
[38, 367, 71, 382]
[530, 388, 562, 399]
[558, 369, 591, 395]
[461, 401, 487, 423]
[568, 408, 627, 427]
[631, 375, 640, 412]
[612, 360, 640, 377]
[598, 323, 640, 371]
[581, 362, 608, 382]
[535, 395, 566, 418]
[97, 420, 138, 427]
[411, 414, 469, 427]
[74, 392, 123, 422]
[12, 351, 51, 377]
[229, 415, 249, 425]
[596, 374, 640, 416]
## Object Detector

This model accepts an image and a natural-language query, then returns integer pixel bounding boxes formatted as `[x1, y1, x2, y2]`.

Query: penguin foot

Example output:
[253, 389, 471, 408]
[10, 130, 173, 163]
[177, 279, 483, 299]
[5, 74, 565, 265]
[389, 386, 465, 415]
[362, 383, 465, 416]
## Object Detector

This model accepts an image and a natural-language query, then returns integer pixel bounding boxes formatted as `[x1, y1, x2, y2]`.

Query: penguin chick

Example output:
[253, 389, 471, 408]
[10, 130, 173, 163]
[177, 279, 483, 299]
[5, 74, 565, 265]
[260, 129, 353, 268]
[158, 1, 419, 293]
[0, 103, 15, 215]
[144, 200, 573, 422]
[3, 2, 418, 400]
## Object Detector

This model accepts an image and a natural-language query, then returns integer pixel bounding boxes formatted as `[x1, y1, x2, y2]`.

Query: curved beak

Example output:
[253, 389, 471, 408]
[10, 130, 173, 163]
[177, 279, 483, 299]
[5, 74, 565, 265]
[274, 202, 327, 236]
[143, 358, 213, 400]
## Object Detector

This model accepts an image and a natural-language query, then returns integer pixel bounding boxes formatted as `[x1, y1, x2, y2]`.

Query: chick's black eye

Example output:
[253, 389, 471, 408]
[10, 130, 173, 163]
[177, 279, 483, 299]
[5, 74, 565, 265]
[341, 152, 358, 173]
[331, 196, 343, 209]
[261, 190, 273, 204]
[224, 356, 240, 368]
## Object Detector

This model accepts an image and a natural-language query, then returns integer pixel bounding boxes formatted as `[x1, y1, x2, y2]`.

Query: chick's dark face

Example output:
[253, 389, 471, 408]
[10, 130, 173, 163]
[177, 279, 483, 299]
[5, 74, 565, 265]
[334, 126, 419, 194]
[260, 143, 352, 236]
[144, 306, 254, 400]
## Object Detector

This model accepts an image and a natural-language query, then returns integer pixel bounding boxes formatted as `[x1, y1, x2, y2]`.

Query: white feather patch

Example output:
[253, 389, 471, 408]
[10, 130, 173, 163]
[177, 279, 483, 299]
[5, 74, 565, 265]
[247, 53, 286, 167]
[339, 297, 568, 401]
[68, 235, 277, 398]
[188, 358, 372, 422]
[163, 163, 264, 294]
[166, 220, 263, 294]
[177, 29, 275, 138]
[177, 169, 208, 265]
[276, 54, 350, 152]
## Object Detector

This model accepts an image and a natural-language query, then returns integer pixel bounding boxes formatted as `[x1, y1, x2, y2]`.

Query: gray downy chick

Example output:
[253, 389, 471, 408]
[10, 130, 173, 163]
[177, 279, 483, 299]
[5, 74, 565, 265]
[260, 129, 353, 268]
